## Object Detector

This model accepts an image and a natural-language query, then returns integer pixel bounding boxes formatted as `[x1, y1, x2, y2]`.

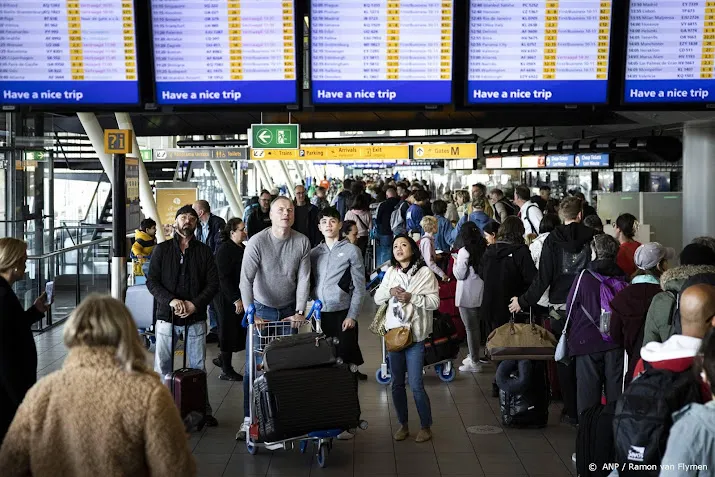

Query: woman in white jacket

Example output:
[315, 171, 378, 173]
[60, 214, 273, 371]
[375, 234, 440, 444]
[454, 222, 487, 373]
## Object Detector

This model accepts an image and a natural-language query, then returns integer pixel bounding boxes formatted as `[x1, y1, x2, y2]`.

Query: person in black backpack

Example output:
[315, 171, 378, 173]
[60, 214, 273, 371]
[661, 327, 715, 474]
[510, 196, 595, 425]
[489, 188, 516, 224]
[612, 284, 714, 476]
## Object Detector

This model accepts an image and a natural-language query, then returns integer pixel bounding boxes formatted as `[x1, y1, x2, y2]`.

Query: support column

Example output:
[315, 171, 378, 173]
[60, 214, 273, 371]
[209, 161, 242, 218]
[77, 113, 113, 185]
[221, 161, 244, 216]
[115, 112, 165, 243]
[277, 160, 295, 199]
[256, 161, 275, 191]
[682, 120, 715, 244]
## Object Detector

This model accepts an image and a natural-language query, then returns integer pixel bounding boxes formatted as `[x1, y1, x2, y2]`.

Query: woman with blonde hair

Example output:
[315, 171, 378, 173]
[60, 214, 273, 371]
[0, 294, 196, 476]
[0, 237, 48, 445]
[420, 215, 449, 282]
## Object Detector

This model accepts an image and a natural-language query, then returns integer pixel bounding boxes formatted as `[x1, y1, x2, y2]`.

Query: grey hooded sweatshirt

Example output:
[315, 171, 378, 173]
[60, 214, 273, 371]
[310, 239, 366, 318]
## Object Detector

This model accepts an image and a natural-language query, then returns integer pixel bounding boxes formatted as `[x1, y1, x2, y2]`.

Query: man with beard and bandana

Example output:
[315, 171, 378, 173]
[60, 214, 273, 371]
[147, 205, 220, 427]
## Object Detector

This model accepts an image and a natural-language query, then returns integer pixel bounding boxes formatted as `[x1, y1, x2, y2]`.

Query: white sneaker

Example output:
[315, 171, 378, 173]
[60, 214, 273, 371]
[572, 453, 576, 463]
[237, 419, 250, 441]
[459, 362, 483, 373]
[462, 356, 474, 366]
[337, 430, 355, 440]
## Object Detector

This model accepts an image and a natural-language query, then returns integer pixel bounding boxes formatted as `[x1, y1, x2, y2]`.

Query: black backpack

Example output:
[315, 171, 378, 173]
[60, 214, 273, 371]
[612, 364, 703, 476]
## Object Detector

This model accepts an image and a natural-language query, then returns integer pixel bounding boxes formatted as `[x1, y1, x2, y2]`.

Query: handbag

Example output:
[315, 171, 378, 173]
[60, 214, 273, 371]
[368, 303, 388, 336]
[555, 270, 587, 365]
[486, 308, 557, 361]
[385, 325, 413, 352]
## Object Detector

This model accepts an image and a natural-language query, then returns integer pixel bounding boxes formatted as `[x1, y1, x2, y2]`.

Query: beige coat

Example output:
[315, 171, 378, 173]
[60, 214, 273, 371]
[0, 346, 196, 477]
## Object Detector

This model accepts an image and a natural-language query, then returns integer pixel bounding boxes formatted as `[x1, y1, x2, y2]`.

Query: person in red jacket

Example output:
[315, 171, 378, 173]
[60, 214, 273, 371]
[633, 283, 715, 401]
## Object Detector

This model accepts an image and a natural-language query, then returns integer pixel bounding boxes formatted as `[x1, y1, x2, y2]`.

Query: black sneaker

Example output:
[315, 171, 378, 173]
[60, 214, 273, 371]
[219, 370, 243, 382]
[478, 355, 490, 364]
[560, 414, 578, 427]
[204, 415, 219, 427]
[212, 356, 223, 368]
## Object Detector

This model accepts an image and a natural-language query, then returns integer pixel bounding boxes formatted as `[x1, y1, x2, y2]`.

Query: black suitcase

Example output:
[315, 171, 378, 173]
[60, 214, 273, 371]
[254, 365, 360, 442]
[576, 403, 616, 477]
[498, 361, 550, 428]
[262, 332, 339, 372]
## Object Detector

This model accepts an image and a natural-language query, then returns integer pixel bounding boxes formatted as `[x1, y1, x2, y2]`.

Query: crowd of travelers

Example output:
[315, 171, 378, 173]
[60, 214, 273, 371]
[0, 175, 714, 476]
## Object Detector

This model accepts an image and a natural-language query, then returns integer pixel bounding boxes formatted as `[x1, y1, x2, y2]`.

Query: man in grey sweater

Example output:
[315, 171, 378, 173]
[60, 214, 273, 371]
[310, 207, 367, 393]
[237, 196, 311, 440]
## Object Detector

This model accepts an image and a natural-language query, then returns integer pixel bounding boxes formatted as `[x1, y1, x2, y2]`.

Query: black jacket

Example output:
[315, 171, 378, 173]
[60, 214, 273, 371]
[247, 208, 271, 238]
[147, 236, 219, 326]
[376, 197, 400, 235]
[292, 203, 320, 247]
[214, 240, 246, 352]
[480, 242, 537, 327]
[196, 214, 226, 254]
[0, 277, 43, 443]
[518, 222, 595, 309]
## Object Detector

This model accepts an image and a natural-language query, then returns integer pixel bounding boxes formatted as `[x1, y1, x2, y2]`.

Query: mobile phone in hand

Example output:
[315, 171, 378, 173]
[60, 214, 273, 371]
[45, 281, 54, 304]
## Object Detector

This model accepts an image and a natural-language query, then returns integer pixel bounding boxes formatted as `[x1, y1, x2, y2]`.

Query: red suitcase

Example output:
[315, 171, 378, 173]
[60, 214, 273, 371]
[166, 313, 207, 423]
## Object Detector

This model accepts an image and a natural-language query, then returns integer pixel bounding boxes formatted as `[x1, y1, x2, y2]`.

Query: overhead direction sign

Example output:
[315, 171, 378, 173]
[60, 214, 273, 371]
[411, 143, 477, 160]
[104, 129, 133, 154]
[250, 124, 300, 149]
[152, 148, 248, 161]
[251, 145, 410, 160]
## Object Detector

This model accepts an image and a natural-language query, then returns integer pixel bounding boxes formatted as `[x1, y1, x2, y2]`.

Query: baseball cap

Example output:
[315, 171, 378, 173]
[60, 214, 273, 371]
[634, 242, 675, 270]
[175, 204, 198, 219]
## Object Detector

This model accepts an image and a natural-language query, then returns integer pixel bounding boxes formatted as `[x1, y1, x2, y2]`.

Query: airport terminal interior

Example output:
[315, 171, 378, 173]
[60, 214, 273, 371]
[3, 0, 715, 476]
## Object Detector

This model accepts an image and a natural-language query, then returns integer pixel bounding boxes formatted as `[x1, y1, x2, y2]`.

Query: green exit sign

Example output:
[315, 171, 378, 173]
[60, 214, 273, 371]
[250, 124, 300, 149]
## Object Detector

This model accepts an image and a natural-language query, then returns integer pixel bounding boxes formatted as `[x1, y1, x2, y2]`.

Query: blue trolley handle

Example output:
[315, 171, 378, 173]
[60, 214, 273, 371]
[241, 304, 257, 328]
[306, 300, 323, 322]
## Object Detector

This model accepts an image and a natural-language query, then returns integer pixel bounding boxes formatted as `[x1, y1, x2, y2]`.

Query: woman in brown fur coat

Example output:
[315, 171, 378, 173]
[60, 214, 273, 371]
[0, 294, 196, 477]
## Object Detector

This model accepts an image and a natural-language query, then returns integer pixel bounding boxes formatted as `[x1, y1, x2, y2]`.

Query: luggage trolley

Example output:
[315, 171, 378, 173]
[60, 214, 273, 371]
[239, 300, 367, 468]
[366, 263, 457, 384]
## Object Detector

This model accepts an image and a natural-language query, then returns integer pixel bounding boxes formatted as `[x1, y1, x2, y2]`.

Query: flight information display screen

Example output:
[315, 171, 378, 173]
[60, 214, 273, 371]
[624, 1, 715, 103]
[1, 0, 140, 105]
[467, 0, 613, 104]
[151, 0, 298, 105]
[311, 1, 454, 105]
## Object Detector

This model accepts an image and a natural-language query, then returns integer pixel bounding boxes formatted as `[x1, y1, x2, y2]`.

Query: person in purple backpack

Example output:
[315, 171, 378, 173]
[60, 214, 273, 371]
[609, 242, 674, 387]
[564, 234, 629, 420]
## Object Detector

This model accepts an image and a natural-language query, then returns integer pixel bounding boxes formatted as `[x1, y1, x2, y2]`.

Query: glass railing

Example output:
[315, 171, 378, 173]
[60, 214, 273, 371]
[16, 237, 113, 332]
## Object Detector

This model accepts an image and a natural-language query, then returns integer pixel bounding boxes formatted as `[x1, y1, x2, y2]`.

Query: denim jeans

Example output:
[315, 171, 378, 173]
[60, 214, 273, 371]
[243, 302, 296, 418]
[376, 234, 393, 266]
[389, 341, 432, 429]
[154, 320, 212, 416]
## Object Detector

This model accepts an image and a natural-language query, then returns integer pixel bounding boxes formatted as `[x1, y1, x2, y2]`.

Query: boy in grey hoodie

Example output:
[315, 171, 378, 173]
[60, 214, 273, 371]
[310, 207, 367, 389]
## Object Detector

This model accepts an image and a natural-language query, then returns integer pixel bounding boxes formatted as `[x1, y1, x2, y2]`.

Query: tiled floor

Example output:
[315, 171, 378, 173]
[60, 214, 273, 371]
[34, 303, 578, 477]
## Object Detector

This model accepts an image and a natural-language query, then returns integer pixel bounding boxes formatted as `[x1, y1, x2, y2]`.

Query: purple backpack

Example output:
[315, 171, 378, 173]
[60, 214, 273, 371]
[586, 271, 628, 341]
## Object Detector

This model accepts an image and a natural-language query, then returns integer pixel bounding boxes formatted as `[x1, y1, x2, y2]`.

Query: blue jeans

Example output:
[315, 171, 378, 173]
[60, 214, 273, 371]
[154, 320, 212, 416]
[376, 234, 393, 266]
[243, 302, 296, 418]
[208, 305, 219, 333]
[389, 341, 432, 429]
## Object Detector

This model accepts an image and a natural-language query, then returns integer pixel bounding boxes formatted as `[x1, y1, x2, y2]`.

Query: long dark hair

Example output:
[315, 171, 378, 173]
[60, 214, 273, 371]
[220, 218, 243, 243]
[457, 222, 487, 274]
[616, 213, 638, 240]
[390, 234, 424, 272]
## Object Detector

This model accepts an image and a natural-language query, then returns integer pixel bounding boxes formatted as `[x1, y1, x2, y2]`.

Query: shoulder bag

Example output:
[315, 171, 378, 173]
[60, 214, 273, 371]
[486, 308, 557, 361]
[554, 270, 587, 365]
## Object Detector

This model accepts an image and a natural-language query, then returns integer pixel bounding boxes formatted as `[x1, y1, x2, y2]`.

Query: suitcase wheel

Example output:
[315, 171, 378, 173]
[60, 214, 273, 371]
[375, 368, 391, 385]
[316, 443, 328, 468]
[246, 439, 258, 455]
[435, 363, 456, 383]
